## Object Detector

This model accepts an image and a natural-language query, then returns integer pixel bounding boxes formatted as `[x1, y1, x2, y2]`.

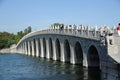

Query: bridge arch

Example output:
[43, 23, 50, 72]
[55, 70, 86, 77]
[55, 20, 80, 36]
[33, 39, 36, 56]
[74, 42, 83, 65]
[55, 38, 61, 61]
[43, 38, 46, 58]
[64, 39, 70, 63]
[29, 41, 32, 56]
[26, 41, 28, 55]
[16, 29, 105, 69]
[87, 45, 100, 69]
[49, 38, 53, 59]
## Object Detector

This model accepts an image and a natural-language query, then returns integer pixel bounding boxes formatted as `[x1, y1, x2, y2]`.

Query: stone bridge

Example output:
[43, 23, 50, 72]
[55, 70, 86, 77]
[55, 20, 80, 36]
[16, 26, 120, 79]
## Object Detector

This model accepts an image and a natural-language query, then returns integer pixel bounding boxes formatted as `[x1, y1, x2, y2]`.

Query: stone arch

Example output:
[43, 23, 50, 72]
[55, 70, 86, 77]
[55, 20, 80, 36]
[87, 45, 100, 69]
[37, 38, 41, 57]
[64, 39, 70, 62]
[33, 39, 36, 56]
[26, 41, 28, 55]
[55, 39, 61, 61]
[74, 42, 83, 65]
[30, 41, 32, 56]
[49, 38, 53, 59]
[43, 38, 46, 58]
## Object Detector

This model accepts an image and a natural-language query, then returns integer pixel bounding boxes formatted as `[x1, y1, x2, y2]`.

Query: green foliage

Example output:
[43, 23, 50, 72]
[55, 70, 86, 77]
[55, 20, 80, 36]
[0, 26, 32, 49]
[51, 23, 64, 27]
[0, 32, 15, 49]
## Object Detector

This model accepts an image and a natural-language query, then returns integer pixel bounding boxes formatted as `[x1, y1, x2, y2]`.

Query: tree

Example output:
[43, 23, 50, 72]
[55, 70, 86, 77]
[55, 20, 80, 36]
[52, 23, 63, 27]
[0, 26, 33, 49]
[27, 26, 32, 33]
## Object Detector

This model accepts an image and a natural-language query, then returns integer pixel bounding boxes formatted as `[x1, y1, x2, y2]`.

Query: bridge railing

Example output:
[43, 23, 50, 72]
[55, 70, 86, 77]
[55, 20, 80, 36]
[17, 26, 118, 47]
[42, 29, 101, 40]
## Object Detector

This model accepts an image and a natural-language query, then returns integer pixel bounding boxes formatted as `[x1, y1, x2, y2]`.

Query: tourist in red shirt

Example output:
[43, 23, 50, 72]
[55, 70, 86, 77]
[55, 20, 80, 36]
[117, 23, 120, 36]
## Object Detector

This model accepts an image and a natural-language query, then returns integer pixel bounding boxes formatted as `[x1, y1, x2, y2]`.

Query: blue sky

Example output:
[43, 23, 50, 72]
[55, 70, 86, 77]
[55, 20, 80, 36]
[0, 0, 120, 33]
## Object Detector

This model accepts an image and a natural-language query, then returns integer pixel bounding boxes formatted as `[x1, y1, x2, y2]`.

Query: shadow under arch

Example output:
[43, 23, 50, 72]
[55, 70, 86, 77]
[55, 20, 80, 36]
[43, 38, 46, 58]
[49, 38, 53, 59]
[87, 45, 101, 80]
[74, 42, 83, 65]
[33, 39, 36, 56]
[29, 41, 32, 56]
[64, 39, 70, 63]
[26, 41, 28, 55]
[55, 39, 61, 61]
[37, 38, 41, 57]
[87, 45, 100, 68]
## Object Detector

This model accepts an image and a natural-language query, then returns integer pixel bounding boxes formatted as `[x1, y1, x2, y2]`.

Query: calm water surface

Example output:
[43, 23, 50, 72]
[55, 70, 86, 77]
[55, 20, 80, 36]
[0, 53, 100, 80]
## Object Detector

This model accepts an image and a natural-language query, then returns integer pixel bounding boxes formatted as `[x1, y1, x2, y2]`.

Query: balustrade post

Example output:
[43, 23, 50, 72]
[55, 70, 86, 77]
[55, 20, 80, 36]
[81, 25, 84, 37]
[87, 25, 90, 37]
[94, 26, 98, 38]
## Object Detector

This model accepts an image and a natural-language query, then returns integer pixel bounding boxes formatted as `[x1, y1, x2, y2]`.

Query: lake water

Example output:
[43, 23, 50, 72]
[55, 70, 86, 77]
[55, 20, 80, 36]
[0, 53, 101, 80]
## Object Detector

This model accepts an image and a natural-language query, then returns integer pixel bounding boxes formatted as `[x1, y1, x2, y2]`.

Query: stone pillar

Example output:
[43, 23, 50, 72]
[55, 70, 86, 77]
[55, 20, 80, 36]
[40, 38, 44, 58]
[46, 39, 50, 59]
[70, 44, 76, 64]
[31, 40, 35, 57]
[20, 45, 22, 54]
[83, 53, 88, 67]
[19, 45, 22, 54]
[60, 42, 65, 62]
[36, 39, 39, 57]
[21, 44, 24, 54]
[52, 40, 57, 60]
[27, 41, 31, 56]
[20, 44, 23, 54]
[25, 42, 27, 55]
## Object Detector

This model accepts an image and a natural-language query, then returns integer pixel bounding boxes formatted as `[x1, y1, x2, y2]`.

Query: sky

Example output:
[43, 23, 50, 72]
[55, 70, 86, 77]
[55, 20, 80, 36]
[0, 0, 120, 33]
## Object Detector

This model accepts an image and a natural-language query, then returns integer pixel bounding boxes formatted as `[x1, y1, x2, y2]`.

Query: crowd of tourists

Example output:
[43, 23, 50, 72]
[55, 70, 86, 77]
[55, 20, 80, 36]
[48, 23, 120, 36]
[49, 24, 98, 31]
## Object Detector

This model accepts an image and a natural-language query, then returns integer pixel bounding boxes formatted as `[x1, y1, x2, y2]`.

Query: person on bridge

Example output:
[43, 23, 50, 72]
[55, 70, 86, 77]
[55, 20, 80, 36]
[117, 23, 120, 36]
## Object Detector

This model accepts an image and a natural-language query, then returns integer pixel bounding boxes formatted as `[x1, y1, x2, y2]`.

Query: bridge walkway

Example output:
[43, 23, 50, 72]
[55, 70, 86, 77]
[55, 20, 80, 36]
[108, 34, 120, 63]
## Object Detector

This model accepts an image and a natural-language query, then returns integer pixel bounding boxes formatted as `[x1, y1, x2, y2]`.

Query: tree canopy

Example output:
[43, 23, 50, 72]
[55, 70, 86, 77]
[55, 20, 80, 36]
[0, 26, 32, 49]
[51, 23, 64, 27]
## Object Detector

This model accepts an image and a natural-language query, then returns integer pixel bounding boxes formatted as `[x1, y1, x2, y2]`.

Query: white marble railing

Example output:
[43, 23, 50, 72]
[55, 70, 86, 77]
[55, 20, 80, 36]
[17, 26, 118, 47]
[17, 29, 98, 45]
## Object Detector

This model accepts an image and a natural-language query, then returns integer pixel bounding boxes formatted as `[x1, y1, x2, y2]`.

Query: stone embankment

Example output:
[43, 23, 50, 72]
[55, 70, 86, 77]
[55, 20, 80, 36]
[0, 44, 17, 53]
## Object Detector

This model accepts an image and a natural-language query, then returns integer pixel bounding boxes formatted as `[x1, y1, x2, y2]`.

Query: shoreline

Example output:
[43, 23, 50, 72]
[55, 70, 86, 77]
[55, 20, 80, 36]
[0, 44, 17, 53]
[0, 48, 16, 53]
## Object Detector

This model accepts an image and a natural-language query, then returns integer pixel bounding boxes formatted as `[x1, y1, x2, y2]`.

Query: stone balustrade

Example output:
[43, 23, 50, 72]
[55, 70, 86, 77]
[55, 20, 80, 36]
[17, 25, 117, 47]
